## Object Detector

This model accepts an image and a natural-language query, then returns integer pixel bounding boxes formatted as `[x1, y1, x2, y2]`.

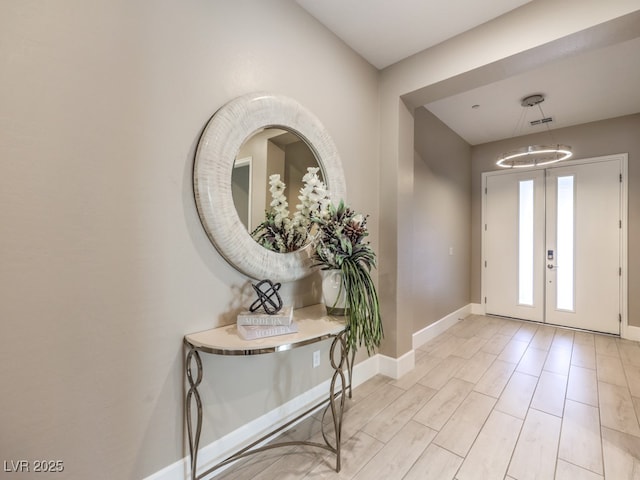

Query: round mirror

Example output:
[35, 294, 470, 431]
[194, 92, 346, 282]
[231, 127, 323, 238]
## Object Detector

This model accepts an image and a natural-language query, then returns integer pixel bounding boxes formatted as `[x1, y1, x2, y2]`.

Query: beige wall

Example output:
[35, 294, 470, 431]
[0, 1, 379, 478]
[413, 107, 471, 331]
[378, 4, 640, 358]
[470, 113, 640, 326]
[3, 1, 640, 478]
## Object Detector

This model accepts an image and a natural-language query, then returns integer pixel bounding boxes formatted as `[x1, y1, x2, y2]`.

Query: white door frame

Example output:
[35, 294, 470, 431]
[480, 153, 630, 338]
[232, 155, 253, 231]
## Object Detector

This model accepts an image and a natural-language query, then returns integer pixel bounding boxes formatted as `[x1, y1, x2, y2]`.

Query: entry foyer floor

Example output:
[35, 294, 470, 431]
[216, 314, 640, 479]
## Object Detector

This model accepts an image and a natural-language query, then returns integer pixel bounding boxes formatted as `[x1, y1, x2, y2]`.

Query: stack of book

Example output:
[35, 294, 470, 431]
[236, 305, 297, 340]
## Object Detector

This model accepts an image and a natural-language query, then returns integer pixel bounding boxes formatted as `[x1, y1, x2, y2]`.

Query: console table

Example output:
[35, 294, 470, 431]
[184, 304, 350, 480]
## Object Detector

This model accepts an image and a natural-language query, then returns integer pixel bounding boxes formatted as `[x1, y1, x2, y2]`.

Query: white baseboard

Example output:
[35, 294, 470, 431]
[378, 349, 415, 380]
[623, 324, 640, 342]
[143, 457, 184, 480]
[412, 304, 472, 350]
[470, 303, 484, 315]
[145, 356, 380, 480]
[150, 303, 638, 479]
[351, 353, 379, 385]
[148, 304, 474, 480]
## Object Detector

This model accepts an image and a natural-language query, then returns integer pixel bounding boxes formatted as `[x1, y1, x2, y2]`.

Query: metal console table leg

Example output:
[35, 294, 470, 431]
[325, 329, 348, 471]
[185, 346, 203, 480]
[184, 330, 349, 480]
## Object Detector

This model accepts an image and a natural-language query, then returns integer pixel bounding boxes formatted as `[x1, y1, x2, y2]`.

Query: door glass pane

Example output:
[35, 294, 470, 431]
[518, 180, 534, 306]
[557, 175, 575, 311]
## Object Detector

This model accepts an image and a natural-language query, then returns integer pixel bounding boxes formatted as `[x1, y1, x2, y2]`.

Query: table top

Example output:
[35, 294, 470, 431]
[184, 303, 347, 355]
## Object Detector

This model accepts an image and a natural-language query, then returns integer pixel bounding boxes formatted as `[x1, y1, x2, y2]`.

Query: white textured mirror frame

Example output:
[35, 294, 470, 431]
[194, 92, 347, 282]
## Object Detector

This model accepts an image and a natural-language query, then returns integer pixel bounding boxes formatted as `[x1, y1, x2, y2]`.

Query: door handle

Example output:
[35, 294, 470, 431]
[547, 264, 559, 270]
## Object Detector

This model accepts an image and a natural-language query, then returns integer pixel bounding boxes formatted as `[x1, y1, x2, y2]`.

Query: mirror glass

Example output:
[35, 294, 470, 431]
[232, 128, 324, 236]
[194, 92, 346, 282]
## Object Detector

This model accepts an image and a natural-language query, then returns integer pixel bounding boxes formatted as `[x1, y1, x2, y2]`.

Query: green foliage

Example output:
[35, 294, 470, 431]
[313, 200, 383, 354]
[340, 257, 383, 355]
[251, 169, 383, 354]
[250, 210, 308, 253]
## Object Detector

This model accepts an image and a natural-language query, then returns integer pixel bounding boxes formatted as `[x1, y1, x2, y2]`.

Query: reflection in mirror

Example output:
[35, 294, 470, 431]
[231, 156, 252, 230]
[232, 127, 324, 235]
[193, 91, 346, 282]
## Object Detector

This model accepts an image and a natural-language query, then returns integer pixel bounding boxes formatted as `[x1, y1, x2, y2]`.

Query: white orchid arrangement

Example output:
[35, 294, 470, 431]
[251, 167, 331, 252]
[252, 166, 383, 355]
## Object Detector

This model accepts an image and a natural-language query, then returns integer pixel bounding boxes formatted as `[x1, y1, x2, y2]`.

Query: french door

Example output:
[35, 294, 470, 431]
[483, 156, 625, 334]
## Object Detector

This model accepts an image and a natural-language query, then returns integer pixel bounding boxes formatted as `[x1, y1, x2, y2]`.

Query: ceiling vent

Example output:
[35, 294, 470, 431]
[530, 117, 553, 126]
[496, 93, 572, 168]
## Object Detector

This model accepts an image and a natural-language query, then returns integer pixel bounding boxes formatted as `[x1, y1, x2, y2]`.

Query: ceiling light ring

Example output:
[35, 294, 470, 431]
[496, 144, 573, 168]
[496, 93, 573, 168]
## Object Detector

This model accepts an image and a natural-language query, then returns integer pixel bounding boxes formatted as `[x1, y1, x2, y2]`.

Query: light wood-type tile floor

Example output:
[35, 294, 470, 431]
[214, 314, 640, 479]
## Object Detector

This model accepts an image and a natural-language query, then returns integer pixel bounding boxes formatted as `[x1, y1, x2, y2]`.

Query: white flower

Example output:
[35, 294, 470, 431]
[270, 197, 285, 208]
[302, 167, 321, 184]
[319, 198, 331, 218]
[298, 167, 330, 220]
[254, 166, 335, 252]
[351, 214, 364, 227]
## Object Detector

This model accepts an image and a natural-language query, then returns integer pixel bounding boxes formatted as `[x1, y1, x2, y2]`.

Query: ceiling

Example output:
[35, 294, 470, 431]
[295, 0, 640, 146]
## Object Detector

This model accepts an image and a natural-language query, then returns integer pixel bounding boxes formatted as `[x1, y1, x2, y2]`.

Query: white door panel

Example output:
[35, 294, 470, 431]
[484, 170, 545, 322]
[545, 161, 621, 333]
[483, 158, 622, 334]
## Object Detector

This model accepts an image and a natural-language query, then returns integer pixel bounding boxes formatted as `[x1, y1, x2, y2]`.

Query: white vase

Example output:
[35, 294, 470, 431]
[322, 269, 349, 315]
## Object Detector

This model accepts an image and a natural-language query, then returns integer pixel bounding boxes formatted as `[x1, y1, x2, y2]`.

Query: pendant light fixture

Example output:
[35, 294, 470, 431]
[496, 94, 572, 168]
